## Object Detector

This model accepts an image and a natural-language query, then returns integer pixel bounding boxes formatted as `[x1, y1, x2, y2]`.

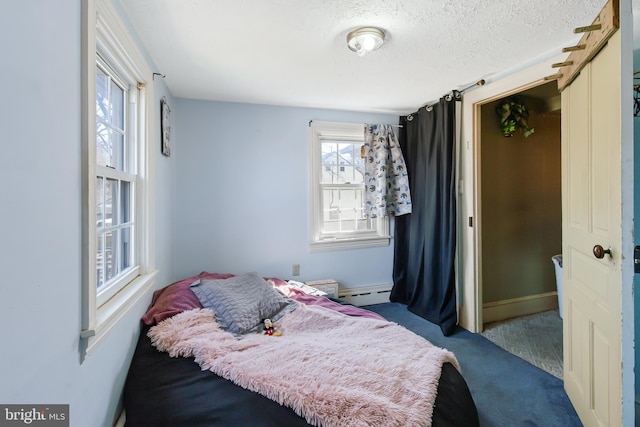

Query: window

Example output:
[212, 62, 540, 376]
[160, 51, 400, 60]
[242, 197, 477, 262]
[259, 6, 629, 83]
[309, 122, 389, 251]
[81, 0, 157, 359]
[95, 58, 137, 307]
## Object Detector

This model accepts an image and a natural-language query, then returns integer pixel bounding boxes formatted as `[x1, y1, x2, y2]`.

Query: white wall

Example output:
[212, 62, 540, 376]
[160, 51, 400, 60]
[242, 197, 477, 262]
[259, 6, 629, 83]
[0, 2, 175, 426]
[173, 99, 398, 288]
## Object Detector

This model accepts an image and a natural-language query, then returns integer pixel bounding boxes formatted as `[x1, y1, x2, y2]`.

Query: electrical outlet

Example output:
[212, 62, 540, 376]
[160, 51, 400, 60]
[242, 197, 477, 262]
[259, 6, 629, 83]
[292, 264, 300, 276]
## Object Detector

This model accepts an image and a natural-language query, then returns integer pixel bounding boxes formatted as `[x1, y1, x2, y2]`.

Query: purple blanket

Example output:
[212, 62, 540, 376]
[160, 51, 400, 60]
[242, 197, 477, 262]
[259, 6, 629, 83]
[277, 283, 386, 321]
[142, 272, 386, 325]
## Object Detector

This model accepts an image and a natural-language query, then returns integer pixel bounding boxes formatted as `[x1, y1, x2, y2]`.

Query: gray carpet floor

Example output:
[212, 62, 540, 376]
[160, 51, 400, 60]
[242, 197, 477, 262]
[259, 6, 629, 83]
[481, 310, 564, 379]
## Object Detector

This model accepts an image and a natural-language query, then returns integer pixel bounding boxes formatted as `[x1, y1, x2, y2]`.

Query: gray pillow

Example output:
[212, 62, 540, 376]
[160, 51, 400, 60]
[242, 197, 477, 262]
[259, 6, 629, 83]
[190, 272, 297, 337]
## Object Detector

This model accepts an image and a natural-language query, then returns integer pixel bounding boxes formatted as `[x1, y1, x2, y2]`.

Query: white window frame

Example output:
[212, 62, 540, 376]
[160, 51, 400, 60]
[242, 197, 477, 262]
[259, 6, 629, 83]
[80, 0, 157, 360]
[95, 57, 138, 308]
[309, 122, 390, 252]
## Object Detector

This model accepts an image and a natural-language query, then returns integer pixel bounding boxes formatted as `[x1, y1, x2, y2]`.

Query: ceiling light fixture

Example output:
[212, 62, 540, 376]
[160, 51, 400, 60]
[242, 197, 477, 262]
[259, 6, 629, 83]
[347, 27, 386, 57]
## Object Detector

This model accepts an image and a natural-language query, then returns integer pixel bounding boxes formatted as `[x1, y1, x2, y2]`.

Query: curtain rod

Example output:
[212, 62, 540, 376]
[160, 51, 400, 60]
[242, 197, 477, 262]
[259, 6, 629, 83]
[460, 79, 486, 93]
[308, 120, 403, 128]
[311, 80, 486, 123]
[416, 79, 486, 113]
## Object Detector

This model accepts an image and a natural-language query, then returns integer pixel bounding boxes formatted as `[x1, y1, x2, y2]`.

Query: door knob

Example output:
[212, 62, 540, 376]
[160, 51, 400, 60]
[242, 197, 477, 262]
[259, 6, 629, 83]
[593, 244, 612, 259]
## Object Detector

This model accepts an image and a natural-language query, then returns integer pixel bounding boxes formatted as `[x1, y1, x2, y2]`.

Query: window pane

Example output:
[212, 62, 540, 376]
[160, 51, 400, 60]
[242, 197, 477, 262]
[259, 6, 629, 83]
[95, 66, 127, 170]
[96, 233, 104, 289]
[104, 230, 117, 282]
[354, 187, 372, 230]
[340, 188, 357, 210]
[322, 166, 337, 184]
[322, 188, 345, 233]
[96, 122, 110, 167]
[96, 177, 104, 229]
[322, 141, 367, 184]
[96, 67, 108, 121]
[353, 144, 364, 163]
[105, 178, 118, 227]
[339, 188, 357, 232]
[120, 226, 132, 270]
[338, 143, 353, 165]
[323, 188, 339, 209]
[353, 155, 365, 184]
[121, 181, 130, 223]
[338, 165, 354, 184]
[112, 130, 125, 171]
[323, 220, 339, 233]
[320, 187, 373, 235]
[322, 188, 339, 231]
[342, 213, 357, 232]
[338, 143, 354, 183]
[355, 218, 371, 230]
[342, 207, 357, 221]
[321, 141, 337, 164]
[355, 187, 364, 208]
[321, 144, 336, 168]
[111, 81, 124, 130]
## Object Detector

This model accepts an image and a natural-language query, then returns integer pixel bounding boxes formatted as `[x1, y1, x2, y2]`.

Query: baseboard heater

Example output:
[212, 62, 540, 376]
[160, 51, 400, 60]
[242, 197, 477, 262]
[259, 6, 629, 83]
[337, 283, 393, 306]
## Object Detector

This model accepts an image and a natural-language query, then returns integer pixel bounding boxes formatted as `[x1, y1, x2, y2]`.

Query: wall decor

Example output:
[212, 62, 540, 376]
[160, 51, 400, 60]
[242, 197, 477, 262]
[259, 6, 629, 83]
[161, 96, 171, 156]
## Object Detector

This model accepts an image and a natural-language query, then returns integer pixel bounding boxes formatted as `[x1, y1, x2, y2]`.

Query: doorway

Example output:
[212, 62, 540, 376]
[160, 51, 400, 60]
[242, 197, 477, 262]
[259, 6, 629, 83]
[475, 81, 564, 376]
[479, 81, 562, 324]
[458, 57, 570, 333]
[459, 28, 634, 422]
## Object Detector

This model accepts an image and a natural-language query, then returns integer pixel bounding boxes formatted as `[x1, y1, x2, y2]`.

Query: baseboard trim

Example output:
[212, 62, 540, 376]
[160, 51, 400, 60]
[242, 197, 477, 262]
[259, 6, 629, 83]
[483, 291, 558, 324]
[338, 283, 393, 306]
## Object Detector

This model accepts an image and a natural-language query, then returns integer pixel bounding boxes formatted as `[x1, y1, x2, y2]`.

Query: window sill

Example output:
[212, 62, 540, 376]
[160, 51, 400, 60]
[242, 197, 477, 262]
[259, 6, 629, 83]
[81, 269, 158, 361]
[309, 236, 391, 252]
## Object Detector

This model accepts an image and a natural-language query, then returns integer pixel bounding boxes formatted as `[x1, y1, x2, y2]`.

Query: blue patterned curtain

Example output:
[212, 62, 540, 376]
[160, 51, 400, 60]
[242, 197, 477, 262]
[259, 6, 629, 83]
[363, 124, 412, 218]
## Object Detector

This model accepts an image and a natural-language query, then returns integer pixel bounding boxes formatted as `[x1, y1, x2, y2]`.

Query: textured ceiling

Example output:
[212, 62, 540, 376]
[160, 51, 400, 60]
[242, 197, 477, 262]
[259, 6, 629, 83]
[120, 0, 614, 114]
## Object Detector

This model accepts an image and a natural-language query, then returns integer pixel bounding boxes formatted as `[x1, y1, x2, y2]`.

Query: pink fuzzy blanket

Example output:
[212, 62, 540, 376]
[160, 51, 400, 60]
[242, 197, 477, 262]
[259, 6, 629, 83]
[148, 304, 459, 427]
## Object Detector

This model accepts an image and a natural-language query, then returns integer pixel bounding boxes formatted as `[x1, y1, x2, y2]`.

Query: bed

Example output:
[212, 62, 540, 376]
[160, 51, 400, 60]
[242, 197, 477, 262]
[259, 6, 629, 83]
[123, 272, 479, 427]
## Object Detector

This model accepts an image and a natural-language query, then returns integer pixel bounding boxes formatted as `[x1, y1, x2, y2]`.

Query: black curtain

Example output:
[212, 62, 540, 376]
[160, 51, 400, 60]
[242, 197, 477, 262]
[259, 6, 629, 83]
[391, 93, 459, 336]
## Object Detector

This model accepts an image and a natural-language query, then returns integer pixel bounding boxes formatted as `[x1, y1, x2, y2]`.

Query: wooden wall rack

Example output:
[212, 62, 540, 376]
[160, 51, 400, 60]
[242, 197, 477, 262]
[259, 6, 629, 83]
[552, 0, 619, 92]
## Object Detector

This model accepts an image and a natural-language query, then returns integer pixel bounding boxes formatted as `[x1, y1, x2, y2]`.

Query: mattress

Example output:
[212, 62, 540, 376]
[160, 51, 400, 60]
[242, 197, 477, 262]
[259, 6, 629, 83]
[123, 273, 479, 426]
